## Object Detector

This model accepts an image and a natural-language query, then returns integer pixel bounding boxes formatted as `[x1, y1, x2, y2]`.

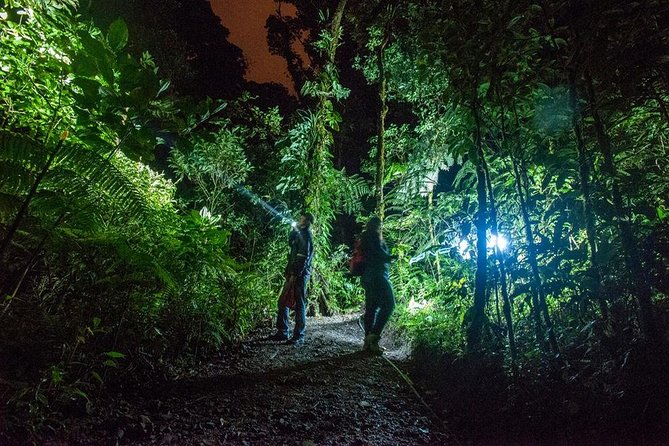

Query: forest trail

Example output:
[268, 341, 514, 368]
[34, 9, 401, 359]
[47, 315, 453, 445]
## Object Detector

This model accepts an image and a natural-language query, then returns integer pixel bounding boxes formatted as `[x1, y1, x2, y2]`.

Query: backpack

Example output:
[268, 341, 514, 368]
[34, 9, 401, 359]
[348, 239, 366, 276]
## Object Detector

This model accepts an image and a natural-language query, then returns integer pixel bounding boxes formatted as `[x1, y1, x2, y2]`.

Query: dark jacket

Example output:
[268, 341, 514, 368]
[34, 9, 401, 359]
[360, 230, 393, 279]
[286, 226, 314, 277]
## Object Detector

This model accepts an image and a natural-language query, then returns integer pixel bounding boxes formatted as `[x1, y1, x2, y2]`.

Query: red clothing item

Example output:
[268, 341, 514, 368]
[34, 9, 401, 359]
[279, 275, 298, 309]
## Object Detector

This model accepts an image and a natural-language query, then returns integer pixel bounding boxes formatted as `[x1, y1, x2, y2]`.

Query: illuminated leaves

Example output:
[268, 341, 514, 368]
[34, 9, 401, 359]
[107, 18, 128, 52]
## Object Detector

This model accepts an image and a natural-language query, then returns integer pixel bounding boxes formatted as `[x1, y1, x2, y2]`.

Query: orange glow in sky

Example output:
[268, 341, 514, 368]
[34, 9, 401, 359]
[211, 0, 300, 95]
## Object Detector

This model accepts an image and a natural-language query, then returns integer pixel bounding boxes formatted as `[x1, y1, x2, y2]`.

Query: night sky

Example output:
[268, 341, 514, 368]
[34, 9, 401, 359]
[211, 0, 302, 95]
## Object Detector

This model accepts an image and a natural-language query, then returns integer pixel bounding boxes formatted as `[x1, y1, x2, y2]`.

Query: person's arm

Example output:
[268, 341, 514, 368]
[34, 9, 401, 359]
[380, 241, 395, 262]
[285, 228, 299, 276]
[288, 229, 312, 276]
[363, 234, 393, 262]
[299, 233, 314, 276]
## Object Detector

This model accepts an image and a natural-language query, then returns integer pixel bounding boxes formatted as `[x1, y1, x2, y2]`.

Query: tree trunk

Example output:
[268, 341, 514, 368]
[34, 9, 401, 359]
[585, 73, 657, 341]
[0, 139, 63, 261]
[519, 161, 559, 355]
[467, 102, 489, 351]
[483, 158, 517, 365]
[510, 157, 548, 353]
[313, 270, 333, 317]
[375, 34, 389, 219]
[568, 71, 608, 320]
[301, 0, 347, 316]
[305, 0, 348, 202]
[328, 0, 348, 58]
[428, 190, 442, 282]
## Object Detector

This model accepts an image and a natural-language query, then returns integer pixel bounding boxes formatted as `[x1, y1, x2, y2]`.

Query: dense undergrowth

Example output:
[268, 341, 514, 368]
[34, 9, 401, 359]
[0, 0, 288, 432]
[412, 336, 669, 444]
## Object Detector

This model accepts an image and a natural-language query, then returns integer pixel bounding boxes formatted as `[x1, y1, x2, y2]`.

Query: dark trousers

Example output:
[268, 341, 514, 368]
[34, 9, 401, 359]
[276, 274, 308, 339]
[362, 275, 395, 336]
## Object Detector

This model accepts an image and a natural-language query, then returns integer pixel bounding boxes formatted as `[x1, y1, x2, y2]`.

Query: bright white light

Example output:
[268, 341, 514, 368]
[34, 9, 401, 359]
[496, 234, 509, 251]
[487, 234, 509, 252]
[458, 239, 468, 252]
[291, 221, 298, 228]
[458, 239, 471, 259]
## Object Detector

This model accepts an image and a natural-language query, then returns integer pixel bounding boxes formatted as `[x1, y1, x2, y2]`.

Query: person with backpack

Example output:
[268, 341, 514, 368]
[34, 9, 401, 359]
[355, 216, 396, 354]
[270, 212, 315, 345]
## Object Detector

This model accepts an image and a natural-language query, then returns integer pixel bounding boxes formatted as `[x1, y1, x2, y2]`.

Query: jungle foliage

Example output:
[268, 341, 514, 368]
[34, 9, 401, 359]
[1, 0, 668, 440]
[0, 0, 287, 429]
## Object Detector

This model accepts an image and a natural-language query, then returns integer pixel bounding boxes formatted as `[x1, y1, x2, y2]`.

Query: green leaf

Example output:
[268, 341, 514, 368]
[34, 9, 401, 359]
[51, 367, 64, 384]
[72, 55, 98, 77]
[105, 351, 125, 359]
[72, 389, 89, 400]
[477, 82, 490, 98]
[73, 77, 101, 103]
[158, 79, 171, 96]
[91, 371, 104, 384]
[507, 15, 523, 30]
[97, 57, 115, 87]
[108, 18, 129, 51]
[80, 32, 109, 61]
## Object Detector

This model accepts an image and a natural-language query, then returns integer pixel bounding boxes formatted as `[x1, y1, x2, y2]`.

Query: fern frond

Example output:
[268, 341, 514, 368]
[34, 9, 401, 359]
[55, 144, 150, 221]
[0, 130, 49, 171]
[0, 192, 21, 220]
[0, 161, 35, 194]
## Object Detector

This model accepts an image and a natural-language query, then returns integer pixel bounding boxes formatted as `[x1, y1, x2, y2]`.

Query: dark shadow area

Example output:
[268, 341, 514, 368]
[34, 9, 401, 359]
[156, 351, 372, 397]
[411, 341, 669, 446]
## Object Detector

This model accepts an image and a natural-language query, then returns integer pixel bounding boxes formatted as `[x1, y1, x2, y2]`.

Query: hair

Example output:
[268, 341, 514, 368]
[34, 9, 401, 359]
[302, 212, 315, 225]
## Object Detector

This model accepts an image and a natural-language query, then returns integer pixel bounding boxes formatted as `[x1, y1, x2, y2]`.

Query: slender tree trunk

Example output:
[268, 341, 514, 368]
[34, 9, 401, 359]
[314, 271, 333, 317]
[304, 0, 347, 315]
[519, 161, 560, 355]
[375, 34, 389, 219]
[568, 71, 608, 320]
[467, 102, 489, 351]
[305, 0, 347, 202]
[0, 139, 63, 261]
[328, 0, 348, 57]
[483, 158, 517, 365]
[585, 74, 657, 341]
[510, 157, 548, 353]
[428, 190, 442, 282]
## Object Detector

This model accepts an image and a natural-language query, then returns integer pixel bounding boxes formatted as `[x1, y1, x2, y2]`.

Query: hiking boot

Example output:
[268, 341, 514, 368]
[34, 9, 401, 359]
[368, 334, 385, 355]
[268, 333, 289, 342]
[362, 334, 375, 351]
[286, 337, 304, 346]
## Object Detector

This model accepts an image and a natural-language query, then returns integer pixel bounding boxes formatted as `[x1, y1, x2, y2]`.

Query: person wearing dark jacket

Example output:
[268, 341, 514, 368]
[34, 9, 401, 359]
[271, 212, 315, 345]
[360, 216, 395, 353]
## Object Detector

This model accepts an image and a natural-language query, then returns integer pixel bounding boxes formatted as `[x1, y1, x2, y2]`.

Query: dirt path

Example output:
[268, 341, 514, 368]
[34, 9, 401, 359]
[44, 315, 453, 445]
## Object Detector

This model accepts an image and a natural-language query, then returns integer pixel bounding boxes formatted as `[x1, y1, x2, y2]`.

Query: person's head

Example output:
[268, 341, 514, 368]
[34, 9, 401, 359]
[366, 215, 382, 234]
[299, 212, 315, 228]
